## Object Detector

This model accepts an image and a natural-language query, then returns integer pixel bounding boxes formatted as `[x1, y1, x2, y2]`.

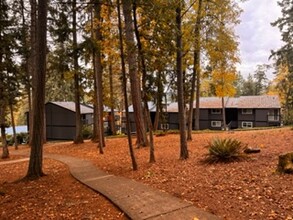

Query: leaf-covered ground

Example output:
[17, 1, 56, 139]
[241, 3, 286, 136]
[1, 127, 293, 219]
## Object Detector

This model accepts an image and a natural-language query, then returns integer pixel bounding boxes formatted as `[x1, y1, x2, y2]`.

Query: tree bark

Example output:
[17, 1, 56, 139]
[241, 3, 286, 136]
[0, 15, 8, 158]
[109, 63, 117, 135]
[90, 7, 99, 143]
[176, 2, 188, 159]
[188, 0, 202, 138]
[222, 97, 227, 130]
[94, 0, 105, 152]
[28, 0, 37, 146]
[117, 0, 137, 170]
[72, 0, 84, 144]
[9, 104, 18, 149]
[26, 0, 48, 179]
[132, 0, 155, 162]
[122, 0, 148, 148]
[1, 125, 9, 159]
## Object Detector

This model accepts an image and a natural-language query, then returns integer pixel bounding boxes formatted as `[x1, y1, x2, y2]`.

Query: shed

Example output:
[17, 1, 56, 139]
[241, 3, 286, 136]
[46, 102, 93, 140]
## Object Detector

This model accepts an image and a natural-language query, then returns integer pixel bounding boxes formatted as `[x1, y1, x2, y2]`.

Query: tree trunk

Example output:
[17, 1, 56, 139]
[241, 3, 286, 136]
[1, 125, 9, 159]
[132, 0, 155, 162]
[28, 0, 37, 146]
[94, 0, 105, 152]
[91, 8, 98, 143]
[176, 2, 188, 160]
[109, 63, 117, 135]
[117, 0, 137, 170]
[122, 0, 148, 148]
[26, 0, 48, 179]
[0, 103, 9, 159]
[222, 97, 227, 130]
[20, 0, 32, 144]
[9, 104, 18, 149]
[188, 0, 202, 137]
[72, 0, 83, 144]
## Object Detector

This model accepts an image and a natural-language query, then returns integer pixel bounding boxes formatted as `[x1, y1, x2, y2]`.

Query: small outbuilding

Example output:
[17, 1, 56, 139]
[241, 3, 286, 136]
[46, 102, 93, 140]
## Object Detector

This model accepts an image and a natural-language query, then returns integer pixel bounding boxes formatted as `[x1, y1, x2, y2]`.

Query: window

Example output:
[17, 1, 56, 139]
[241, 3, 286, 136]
[242, 109, 253, 114]
[242, 121, 253, 128]
[160, 123, 169, 130]
[211, 121, 221, 127]
[211, 109, 221, 114]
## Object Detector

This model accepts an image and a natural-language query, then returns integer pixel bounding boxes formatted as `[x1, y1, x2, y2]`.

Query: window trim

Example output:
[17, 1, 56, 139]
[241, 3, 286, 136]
[242, 109, 253, 115]
[211, 121, 222, 128]
[211, 109, 221, 114]
[242, 121, 253, 128]
[160, 123, 169, 130]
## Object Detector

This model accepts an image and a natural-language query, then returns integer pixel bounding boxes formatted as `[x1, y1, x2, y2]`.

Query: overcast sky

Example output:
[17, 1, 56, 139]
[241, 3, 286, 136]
[236, 0, 283, 79]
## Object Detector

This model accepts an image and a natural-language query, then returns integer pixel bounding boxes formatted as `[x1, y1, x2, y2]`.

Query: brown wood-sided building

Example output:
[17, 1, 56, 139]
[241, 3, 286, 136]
[45, 102, 94, 140]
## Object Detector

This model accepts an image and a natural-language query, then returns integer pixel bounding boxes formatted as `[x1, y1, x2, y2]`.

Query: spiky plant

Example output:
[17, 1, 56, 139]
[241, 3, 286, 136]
[206, 138, 246, 163]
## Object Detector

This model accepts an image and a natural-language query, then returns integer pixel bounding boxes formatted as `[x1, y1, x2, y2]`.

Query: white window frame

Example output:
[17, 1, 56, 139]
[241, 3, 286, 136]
[242, 109, 253, 115]
[211, 109, 221, 114]
[160, 123, 169, 130]
[211, 121, 222, 128]
[242, 121, 253, 128]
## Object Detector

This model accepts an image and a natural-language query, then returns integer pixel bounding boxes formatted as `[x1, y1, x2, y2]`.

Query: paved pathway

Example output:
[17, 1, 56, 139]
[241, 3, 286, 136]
[6, 153, 220, 220]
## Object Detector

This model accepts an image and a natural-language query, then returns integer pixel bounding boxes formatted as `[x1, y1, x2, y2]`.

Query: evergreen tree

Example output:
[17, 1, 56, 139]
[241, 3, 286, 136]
[0, 0, 19, 158]
[271, 0, 293, 124]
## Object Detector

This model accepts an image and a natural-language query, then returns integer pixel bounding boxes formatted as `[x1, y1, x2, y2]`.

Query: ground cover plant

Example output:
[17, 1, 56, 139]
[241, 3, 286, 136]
[1, 127, 293, 219]
[205, 138, 246, 163]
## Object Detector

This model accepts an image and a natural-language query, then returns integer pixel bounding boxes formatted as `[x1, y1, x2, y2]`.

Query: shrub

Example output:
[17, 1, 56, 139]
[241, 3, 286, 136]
[82, 125, 93, 139]
[155, 130, 166, 137]
[205, 138, 246, 163]
[6, 132, 29, 145]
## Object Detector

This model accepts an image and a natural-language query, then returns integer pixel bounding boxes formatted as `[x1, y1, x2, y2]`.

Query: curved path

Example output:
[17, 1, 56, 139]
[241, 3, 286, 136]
[7, 153, 220, 220]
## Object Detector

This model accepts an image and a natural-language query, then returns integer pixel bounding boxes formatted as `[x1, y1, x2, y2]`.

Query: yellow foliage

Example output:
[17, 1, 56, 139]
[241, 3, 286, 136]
[212, 70, 236, 97]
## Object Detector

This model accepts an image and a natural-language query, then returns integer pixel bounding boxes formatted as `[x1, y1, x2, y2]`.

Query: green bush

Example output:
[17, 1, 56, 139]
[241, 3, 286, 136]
[6, 132, 29, 145]
[17, 132, 29, 144]
[82, 125, 93, 139]
[205, 138, 246, 163]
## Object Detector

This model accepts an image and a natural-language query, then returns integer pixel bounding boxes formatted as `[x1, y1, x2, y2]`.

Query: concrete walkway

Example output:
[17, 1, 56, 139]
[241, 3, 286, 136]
[7, 153, 220, 220]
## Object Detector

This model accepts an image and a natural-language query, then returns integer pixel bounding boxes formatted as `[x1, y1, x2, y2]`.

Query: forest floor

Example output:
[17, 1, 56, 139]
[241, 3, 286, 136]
[1, 127, 293, 220]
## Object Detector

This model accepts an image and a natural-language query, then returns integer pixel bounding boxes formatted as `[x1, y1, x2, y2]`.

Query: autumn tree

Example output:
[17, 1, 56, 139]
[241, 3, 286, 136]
[121, 0, 148, 148]
[176, 1, 188, 159]
[132, 0, 155, 162]
[204, 0, 241, 129]
[187, 0, 203, 139]
[117, 0, 137, 170]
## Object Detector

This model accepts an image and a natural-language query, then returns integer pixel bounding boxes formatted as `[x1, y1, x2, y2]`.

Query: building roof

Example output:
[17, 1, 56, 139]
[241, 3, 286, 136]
[47, 102, 94, 114]
[128, 101, 159, 112]
[236, 95, 281, 109]
[194, 95, 280, 109]
[167, 95, 280, 112]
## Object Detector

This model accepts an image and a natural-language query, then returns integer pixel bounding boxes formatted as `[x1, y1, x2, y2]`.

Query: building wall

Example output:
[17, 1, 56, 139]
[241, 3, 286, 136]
[46, 103, 76, 140]
[128, 106, 281, 132]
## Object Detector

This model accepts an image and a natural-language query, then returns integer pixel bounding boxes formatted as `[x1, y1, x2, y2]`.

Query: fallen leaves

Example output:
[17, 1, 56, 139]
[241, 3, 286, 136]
[1, 127, 293, 219]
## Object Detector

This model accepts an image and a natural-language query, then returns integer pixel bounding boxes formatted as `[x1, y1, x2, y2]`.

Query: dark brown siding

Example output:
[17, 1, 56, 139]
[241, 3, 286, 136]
[46, 103, 76, 140]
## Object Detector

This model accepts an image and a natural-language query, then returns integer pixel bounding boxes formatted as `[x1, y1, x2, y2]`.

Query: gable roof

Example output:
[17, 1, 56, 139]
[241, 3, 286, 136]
[166, 95, 280, 112]
[194, 95, 280, 109]
[47, 102, 94, 114]
[236, 95, 281, 108]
